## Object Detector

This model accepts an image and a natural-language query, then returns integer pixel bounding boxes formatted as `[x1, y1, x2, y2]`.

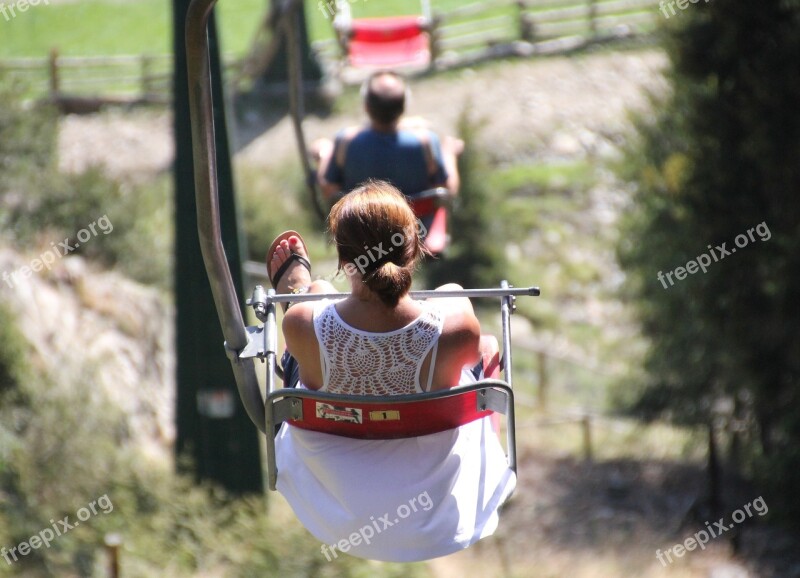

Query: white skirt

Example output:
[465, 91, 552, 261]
[275, 370, 516, 562]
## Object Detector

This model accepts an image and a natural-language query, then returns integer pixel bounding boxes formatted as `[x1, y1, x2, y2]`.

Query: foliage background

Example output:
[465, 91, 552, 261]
[617, 0, 800, 525]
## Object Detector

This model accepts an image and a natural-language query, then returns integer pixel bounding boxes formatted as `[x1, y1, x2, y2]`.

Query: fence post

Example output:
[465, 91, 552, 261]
[536, 350, 548, 411]
[104, 533, 122, 578]
[141, 54, 153, 99]
[581, 414, 593, 462]
[517, 0, 534, 43]
[48, 48, 60, 97]
[708, 420, 722, 519]
[428, 14, 442, 68]
[588, 0, 598, 38]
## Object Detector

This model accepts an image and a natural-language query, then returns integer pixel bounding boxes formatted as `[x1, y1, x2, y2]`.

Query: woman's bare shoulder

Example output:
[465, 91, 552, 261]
[282, 302, 318, 350]
[436, 285, 481, 374]
[431, 284, 479, 333]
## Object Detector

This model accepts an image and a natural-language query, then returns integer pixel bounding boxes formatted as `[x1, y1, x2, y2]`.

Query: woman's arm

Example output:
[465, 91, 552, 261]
[428, 284, 481, 391]
[282, 279, 338, 390]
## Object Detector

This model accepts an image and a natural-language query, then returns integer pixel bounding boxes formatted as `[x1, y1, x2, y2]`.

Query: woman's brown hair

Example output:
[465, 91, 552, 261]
[328, 180, 427, 307]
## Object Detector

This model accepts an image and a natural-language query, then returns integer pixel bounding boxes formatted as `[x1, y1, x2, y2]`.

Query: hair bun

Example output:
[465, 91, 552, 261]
[328, 181, 422, 307]
[363, 262, 412, 307]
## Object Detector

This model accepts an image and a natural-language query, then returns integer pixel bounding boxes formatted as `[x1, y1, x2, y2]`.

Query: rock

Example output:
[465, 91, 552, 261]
[550, 132, 584, 157]
[0, 247, 174, 461]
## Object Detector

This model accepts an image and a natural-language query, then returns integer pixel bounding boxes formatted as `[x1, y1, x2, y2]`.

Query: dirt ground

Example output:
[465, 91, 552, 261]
[58, 49, 668, 178]
[428, 446, 800, 578]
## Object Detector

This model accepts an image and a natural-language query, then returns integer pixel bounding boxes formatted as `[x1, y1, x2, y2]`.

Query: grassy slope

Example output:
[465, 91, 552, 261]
[0, 0, 468, 58]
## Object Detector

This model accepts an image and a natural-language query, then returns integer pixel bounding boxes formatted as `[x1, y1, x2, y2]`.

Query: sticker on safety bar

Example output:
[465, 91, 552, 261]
[316, 402, 363, 424]
[370, 410, 400, 421]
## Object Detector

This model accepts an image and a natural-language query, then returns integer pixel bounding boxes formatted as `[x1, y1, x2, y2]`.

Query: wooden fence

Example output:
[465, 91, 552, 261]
[313, 0, 660, 69]
[432, 0, 659, 65]
[0, 49, 241, 108]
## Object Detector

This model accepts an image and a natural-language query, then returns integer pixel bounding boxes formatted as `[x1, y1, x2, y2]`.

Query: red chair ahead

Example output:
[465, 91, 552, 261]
[343, 16, 431, 69]
[407, 187, 452, 256]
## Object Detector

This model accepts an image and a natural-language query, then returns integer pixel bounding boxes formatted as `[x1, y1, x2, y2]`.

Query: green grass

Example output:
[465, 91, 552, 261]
[0, 0, 471, 58]
[0, 0, 264, 57]
[1, 0, 171, 57]
[489, 159, 597, 194]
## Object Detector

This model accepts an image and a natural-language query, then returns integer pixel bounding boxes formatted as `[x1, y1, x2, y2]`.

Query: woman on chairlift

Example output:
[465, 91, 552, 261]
[266, 180, 515, 562]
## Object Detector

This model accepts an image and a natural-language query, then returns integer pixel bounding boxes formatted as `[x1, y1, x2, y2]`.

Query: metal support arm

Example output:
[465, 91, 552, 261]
[186, 0, 267, 434]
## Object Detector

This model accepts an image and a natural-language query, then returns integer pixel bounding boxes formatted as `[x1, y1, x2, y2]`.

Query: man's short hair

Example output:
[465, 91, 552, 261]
[363, 71, 407, 125]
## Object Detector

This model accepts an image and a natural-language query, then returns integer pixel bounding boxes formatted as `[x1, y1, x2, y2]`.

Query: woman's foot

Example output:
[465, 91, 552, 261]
[267, 231, 311, 312]
[268, 234, 313, 296]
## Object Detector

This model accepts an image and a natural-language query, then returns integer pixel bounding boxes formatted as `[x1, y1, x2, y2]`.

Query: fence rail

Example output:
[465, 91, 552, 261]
[433, 0, 659, 66]
[0, 50, 241, 107]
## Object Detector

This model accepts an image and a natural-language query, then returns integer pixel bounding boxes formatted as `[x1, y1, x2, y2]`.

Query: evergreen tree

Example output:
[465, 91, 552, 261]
[618, 0, 800, 521]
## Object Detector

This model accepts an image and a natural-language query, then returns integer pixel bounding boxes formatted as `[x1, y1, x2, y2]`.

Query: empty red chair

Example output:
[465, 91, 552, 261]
[343, 16, 431, 68]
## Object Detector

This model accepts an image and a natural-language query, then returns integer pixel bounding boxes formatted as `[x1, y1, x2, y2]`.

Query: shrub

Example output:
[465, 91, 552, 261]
[426, 107, 508, 293]
[0, 76, 172, 288]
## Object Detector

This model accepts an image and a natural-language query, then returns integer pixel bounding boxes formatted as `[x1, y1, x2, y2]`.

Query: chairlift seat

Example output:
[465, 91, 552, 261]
[418, 206, 448, 254]
[408, 188, 450, 255]
[266, 359, 514, 490]
[345, 16, 431, 68]
[236, 282, 538, 490]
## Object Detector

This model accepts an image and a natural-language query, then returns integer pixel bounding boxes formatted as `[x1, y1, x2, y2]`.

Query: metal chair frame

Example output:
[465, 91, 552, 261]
[240, 283, 539, 490]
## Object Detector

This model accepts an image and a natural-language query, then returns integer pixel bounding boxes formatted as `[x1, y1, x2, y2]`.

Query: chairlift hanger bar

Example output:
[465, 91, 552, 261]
[186, 0, 268, 434]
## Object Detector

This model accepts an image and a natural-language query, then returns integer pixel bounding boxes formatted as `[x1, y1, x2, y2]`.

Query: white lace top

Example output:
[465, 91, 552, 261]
[275, 299, 516, 562]
[314, 299, 443, 395]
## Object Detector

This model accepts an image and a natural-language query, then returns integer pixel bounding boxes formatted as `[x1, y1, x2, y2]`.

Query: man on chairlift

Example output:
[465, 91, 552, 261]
[312, 70, 464, 205]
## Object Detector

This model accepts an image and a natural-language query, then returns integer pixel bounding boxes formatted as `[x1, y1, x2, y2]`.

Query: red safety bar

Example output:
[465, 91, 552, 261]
[265, 379, 514, 489]
[281, 347, 503, 439]
[287, 388, 494, 439]
[351, 16, 427, 42]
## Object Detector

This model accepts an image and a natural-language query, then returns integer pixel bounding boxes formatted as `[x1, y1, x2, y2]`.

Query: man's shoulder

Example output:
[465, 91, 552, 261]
[337, 125, 367, 142]
[396, 128, 444, 158]
[398, 127, 437, 142]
